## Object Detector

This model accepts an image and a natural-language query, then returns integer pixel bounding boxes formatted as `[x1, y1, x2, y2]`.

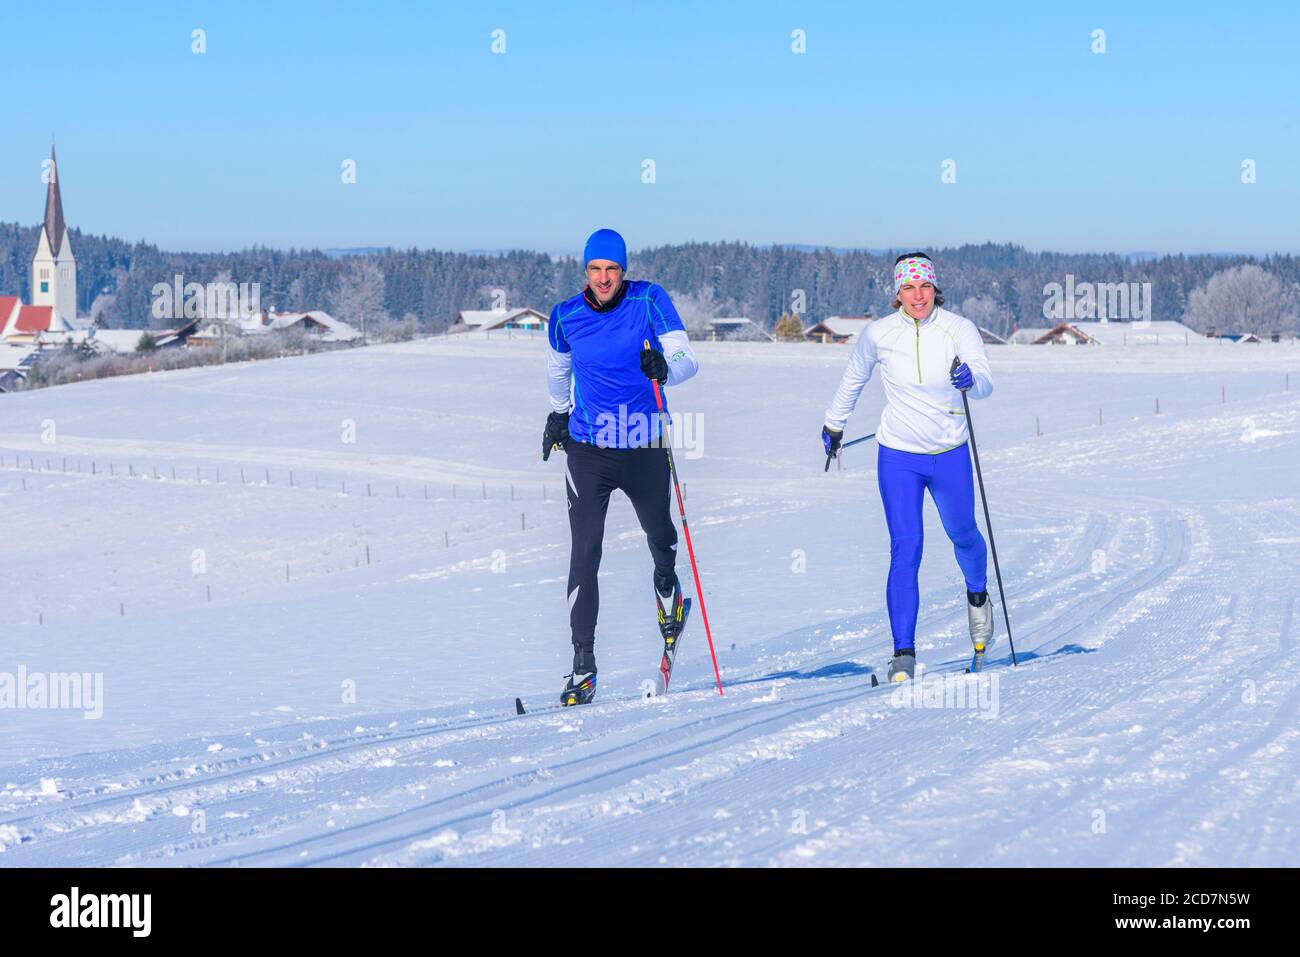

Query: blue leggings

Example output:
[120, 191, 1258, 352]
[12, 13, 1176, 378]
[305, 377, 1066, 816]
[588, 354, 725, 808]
[877, 443, 987, 652]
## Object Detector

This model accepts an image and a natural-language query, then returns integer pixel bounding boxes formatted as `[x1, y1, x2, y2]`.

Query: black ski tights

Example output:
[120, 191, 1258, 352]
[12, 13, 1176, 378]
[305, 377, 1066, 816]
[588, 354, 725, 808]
[563, 441, 678, 652]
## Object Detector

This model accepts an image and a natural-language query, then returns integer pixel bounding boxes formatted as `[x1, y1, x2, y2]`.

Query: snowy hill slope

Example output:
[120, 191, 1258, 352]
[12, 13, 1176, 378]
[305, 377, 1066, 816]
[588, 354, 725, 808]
[0, 336, 1297, 865]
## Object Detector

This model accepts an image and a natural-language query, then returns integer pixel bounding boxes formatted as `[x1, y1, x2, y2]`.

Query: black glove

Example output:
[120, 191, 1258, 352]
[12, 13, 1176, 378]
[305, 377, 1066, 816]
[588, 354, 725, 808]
[822, 426, 843, 472]
[640, 347, 668, 384]
[542, 411, 570, 461]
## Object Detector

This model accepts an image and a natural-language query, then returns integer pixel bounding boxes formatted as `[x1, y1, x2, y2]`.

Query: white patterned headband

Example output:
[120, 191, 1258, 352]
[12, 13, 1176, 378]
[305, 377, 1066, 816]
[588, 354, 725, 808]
[894, 256, 938, 294]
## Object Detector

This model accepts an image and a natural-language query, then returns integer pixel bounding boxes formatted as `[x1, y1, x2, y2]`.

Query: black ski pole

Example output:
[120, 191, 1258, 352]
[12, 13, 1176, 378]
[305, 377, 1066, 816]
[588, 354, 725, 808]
[824, 432, 876, 472]
[951, 356, 1017, 666]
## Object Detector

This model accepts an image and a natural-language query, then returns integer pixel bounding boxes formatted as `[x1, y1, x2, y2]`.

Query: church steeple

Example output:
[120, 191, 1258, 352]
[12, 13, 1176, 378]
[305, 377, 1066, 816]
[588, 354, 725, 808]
[32, 141, 77, 322]
[43, 143, 68, 258]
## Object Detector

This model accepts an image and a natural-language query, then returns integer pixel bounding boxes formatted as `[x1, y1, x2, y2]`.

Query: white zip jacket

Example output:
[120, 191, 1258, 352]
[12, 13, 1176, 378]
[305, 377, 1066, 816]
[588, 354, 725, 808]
[824, 307, 993, 454]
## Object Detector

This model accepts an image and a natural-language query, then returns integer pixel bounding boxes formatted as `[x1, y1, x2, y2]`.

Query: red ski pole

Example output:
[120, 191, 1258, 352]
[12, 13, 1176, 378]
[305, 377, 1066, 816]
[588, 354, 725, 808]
[644, 339, 724, 696]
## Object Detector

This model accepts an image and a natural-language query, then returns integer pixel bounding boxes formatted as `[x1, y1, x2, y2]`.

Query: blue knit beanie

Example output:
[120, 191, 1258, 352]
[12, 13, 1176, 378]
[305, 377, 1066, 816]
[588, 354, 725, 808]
[583, 228, 627, 271]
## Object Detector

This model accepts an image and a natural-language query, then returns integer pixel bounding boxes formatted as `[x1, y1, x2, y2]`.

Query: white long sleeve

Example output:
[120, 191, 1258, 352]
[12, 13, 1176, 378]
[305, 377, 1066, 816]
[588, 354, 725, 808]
[824, 330, 879, 432]
[659, 329, 699, 387]
[547, 346, 573, 413]
[953, 317, 993, 399]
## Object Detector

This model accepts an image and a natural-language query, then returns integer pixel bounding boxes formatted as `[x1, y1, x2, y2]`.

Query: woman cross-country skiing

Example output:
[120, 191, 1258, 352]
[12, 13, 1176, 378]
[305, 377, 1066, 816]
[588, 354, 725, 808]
[542, 228, 699, 706]
[822, 252, 995, 683]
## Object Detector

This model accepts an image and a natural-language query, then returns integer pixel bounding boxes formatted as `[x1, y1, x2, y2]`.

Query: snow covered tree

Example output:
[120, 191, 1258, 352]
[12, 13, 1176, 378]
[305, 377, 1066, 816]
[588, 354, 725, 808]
[1181, 264, 1300, 336]
[959, 295, 1011, 338]
[329, 258, 390, 343]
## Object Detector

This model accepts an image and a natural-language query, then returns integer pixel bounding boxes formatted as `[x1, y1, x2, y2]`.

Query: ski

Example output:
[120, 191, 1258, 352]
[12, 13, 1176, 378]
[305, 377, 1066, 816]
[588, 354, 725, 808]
[965, 639, 996, 674]
[656, 596, 693, 695]
[514, 684, 636, 716]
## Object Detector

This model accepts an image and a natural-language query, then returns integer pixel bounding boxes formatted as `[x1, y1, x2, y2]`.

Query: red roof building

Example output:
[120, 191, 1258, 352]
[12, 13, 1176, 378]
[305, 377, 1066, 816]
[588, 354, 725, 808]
[16, 305, 55, 332]
[0, 296, 19, 331]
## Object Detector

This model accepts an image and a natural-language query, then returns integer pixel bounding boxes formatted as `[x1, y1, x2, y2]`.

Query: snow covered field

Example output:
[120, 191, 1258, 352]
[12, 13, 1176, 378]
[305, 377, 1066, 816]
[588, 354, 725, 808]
[1, 333, 1298, 866]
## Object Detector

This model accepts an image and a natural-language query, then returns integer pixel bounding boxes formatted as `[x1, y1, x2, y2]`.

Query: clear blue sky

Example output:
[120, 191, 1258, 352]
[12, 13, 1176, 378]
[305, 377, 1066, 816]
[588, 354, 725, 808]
[3, 0, 1296, 255]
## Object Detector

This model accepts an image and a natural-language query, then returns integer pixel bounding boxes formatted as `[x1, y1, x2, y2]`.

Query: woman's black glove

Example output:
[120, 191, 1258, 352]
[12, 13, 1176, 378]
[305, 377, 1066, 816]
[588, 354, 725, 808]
[543, 411, 570, 461]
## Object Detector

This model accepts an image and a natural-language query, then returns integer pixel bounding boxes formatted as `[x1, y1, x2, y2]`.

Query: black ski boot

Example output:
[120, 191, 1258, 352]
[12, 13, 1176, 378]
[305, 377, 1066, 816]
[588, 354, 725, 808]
[561, 647, 597, 707]
[654, 571, 693, 694]
[655, 571, 685, 644]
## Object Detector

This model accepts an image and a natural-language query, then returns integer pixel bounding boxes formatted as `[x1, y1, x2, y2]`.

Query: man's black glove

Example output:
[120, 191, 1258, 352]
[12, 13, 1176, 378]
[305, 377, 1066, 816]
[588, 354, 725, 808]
[822, 426, 843, 472]
[640, 347, 668, 384]
[543, 411, 570, 461]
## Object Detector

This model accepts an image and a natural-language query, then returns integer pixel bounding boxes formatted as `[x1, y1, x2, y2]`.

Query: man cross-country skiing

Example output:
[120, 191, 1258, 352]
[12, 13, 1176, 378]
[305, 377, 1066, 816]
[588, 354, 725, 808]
[822, 253, 995, 683]
[543, 228, 699, 706]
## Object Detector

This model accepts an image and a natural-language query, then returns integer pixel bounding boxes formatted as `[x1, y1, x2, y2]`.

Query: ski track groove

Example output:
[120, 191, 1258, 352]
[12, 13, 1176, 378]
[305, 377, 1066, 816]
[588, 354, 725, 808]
[205, 504, 1182, 865]
[197, 677, 905, 867]
[0, 505, 1107, 844]
[8, 462, 1293, 866]
[0, 500, 1167, 866]
[1104, 590, 1300, 865]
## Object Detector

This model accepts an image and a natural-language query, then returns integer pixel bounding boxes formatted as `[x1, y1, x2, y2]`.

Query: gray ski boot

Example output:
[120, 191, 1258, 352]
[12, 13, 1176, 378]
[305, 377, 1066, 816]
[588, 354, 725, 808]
[967, 589, 994, 653]
[887, 648, 916, 683]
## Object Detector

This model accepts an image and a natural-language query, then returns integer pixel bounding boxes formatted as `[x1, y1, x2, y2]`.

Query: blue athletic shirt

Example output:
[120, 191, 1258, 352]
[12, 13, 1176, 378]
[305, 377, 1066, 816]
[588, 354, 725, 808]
[547, 280, 690, 448]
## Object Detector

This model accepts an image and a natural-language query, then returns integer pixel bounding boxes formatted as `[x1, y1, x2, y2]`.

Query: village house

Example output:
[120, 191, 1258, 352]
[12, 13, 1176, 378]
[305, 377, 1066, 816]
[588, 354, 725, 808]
[703, 317, 774, 341]
[1013, 323, 1100, 345]
[804, 315, 872, 344]
[449, 308, 548, 334]
[1069, 320, 1205, 345]
[186, 310, 360, 347]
